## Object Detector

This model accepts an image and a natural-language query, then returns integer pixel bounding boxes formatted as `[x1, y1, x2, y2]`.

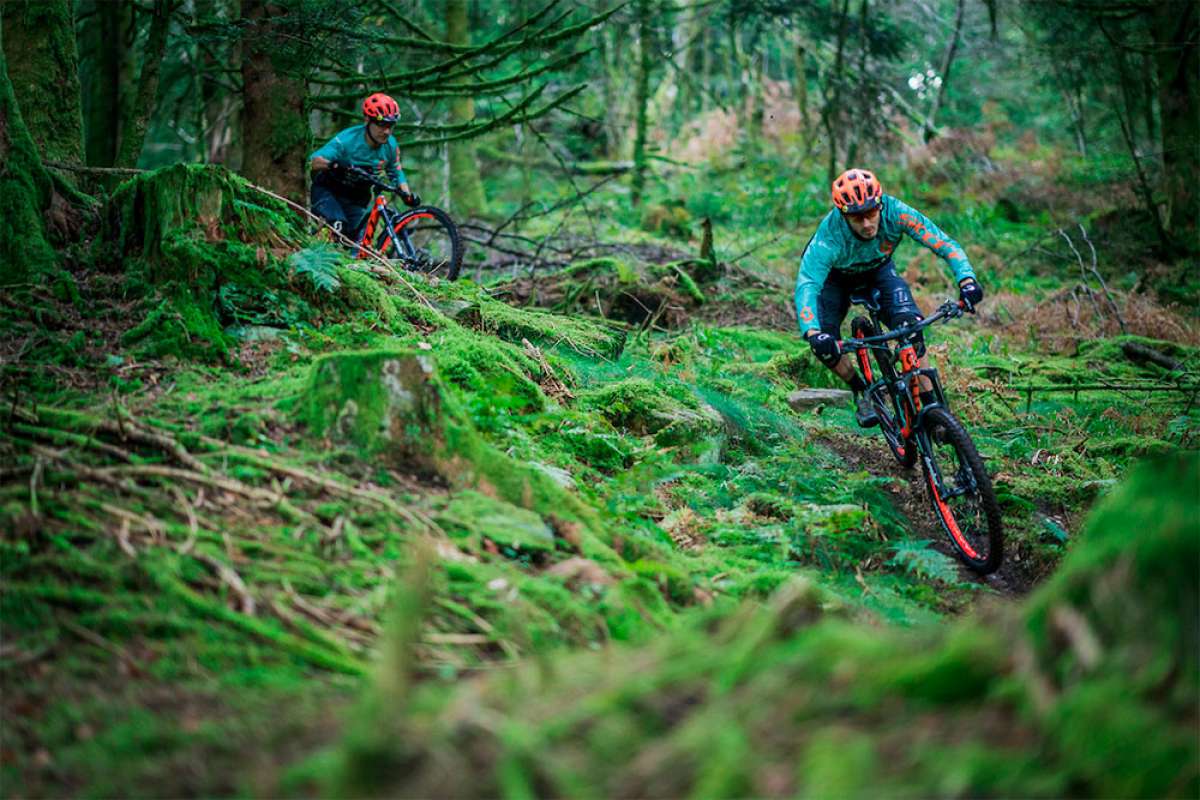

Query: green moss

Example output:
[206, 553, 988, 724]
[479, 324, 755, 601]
[577, 377, 722, 447]
[437, 490, 556, 555]
[470, 296, 628, 360]
[333, 454, 1199, 798]
[0, 18, 57, 282]
[338, 268, 403, 329]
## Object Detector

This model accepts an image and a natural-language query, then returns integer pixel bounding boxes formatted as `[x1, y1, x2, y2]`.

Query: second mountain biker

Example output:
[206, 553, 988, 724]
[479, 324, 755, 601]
[794, 168, 984, 426]
[308, 92, 422, 238]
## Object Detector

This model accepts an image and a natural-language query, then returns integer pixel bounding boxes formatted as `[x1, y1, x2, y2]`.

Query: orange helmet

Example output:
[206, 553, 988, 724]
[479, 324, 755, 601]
[362, 92, 400, 123]
[831, 169, 882, 213]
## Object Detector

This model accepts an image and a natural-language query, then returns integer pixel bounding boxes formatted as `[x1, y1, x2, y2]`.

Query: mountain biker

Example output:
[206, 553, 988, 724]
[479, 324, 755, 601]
[794, 168, 983, 427]
[308, 92, 421, 239]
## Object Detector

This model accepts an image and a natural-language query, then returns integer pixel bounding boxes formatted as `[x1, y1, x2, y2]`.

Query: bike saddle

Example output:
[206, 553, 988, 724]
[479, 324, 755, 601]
[850, 288, 883, 311]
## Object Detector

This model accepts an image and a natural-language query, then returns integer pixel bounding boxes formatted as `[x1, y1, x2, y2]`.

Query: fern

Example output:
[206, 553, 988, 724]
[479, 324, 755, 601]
[288, 245, 343, 293]
[888, 539, 962, 585]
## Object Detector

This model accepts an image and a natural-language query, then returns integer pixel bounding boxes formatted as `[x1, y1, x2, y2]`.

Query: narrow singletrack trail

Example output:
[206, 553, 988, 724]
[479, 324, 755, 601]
[818, 429, 1040, 600]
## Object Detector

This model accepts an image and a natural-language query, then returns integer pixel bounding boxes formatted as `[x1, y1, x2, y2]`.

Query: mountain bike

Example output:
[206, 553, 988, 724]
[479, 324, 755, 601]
[344, 167, 464, 280]
[839, 290, 1004, 574]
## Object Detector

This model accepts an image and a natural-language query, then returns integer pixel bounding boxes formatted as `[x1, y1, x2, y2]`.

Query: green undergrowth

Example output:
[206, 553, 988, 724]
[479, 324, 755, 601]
[324, 452, 1199, 798]
[4, 147, 1198, 797]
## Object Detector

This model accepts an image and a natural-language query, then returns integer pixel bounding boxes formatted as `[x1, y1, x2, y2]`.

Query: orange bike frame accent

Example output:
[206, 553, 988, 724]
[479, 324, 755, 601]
[355, 196, 389, 259]
[897, 344, 922, 438]
[856, 348, 874, 383]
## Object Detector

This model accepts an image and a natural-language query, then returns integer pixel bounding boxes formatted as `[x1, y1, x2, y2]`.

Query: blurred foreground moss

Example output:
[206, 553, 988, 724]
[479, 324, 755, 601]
[327, 453, 1198, 798]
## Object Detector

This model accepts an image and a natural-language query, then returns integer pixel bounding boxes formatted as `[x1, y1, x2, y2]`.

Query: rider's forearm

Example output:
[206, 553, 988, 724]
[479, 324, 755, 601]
[311, 156, 330, 173]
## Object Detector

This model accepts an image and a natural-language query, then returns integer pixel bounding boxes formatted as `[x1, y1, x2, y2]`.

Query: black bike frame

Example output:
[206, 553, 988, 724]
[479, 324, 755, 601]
[843, 300, 962, 439]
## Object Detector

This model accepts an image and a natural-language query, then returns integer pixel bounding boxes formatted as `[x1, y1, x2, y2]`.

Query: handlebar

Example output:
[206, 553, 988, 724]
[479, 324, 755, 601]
[343, 165, 401, 194]
[838, 299, 965, 351]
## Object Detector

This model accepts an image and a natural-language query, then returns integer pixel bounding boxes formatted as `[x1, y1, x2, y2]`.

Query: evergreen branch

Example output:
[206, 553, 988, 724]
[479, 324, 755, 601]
[372, 0, 437, 41]
[309, 2, 616, 89]
[397, 84, 586, 148]
[318, 49, 592, 103]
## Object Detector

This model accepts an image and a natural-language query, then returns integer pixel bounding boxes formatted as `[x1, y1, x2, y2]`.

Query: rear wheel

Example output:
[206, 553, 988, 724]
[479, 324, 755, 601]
[918, 406, 1004, 574]
[375, 205, 463, 280]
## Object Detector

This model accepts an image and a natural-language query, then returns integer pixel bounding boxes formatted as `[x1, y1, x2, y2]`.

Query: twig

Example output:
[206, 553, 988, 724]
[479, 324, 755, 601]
[1076, 223, 1126, 333]
[192, 552, 256, 616]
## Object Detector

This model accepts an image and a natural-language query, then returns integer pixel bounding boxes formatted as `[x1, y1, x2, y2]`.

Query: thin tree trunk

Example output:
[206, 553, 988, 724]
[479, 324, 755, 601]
[598, 26, 622, 159]
[794, 33, 810, 141]
[1111, 49, 1169, 251]
[78, 0, 124, 166]
[821, 0, 851, 181]
[115, 0, 173, 168]
[846, 0, 869, 164]
[1153, 3, 1198, 243]
[240, 0, 308, 202]
[1, 0, 84, 165]
[201, 0, 241, 167]
[445, 0, 485, 217]
[923, 0, 964, 142]
[630, 0, 651, 206]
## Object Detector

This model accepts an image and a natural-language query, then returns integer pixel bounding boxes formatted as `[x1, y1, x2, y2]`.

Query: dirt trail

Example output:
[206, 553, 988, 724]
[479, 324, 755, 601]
[819, 430, 1039, 600]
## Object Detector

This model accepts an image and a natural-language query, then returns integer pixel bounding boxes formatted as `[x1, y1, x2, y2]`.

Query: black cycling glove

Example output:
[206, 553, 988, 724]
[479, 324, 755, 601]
[400, 191, 421, 208]
[959, 279, 984, 313]
[328, 159, 348, 176]
[808, 332, 841, 365]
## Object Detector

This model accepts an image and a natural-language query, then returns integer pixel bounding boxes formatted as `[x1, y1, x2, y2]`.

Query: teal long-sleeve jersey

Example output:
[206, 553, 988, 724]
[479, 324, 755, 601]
[309, 125, 406, 186]
[793, 195, 976, 333]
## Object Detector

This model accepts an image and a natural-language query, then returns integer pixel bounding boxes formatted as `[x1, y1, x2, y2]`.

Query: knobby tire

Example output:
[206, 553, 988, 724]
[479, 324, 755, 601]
[918, 406, 1004, 574]
[376, 205, 463, 280]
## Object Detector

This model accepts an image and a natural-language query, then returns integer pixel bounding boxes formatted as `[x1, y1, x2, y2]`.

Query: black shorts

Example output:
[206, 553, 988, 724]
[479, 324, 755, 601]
[817, 260, 922, 337]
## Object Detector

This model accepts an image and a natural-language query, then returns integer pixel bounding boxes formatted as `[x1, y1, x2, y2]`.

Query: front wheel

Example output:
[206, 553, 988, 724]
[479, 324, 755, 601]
[918, 407, 1004, 574]
[375, 205, 463, 280]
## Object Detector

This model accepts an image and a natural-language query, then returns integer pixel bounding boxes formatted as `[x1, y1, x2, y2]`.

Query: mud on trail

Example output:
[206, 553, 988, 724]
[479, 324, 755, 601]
[818, 430, 1042, 601]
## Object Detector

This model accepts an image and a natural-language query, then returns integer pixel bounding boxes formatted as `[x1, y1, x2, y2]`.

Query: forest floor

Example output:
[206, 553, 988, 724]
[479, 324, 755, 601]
[1, 161, 1197, 796]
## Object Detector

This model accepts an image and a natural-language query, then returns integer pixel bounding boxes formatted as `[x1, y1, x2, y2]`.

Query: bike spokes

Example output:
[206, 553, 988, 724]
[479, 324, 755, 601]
[920, 408, 1003, 573]
[380, 209, 462, 280]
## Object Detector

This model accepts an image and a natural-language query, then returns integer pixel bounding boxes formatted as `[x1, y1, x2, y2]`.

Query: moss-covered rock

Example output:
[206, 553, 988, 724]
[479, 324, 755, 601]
[578, 377, 723, 451]
[297, 349, 619, 565]
[438, 490, 556, 558]
[492, 254, 721, 328]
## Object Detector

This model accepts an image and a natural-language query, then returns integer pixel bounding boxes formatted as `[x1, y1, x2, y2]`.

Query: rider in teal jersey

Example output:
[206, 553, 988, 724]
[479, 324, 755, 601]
[794, 169, 984, 427]
[309, 92, 420, 238]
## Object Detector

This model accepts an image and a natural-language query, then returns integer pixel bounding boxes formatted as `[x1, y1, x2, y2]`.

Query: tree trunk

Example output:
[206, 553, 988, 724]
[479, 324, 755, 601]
[77, 0, 123, 166]
[240, 0, 308, 202]
[794, 34, 810, 141]
[630, 0, 651, 206]
[115, 0, 173, 168]
[445, 0, 486, 217]
[821, 0, 851, 181]
[201, 0, 242, 168]
[1153, 3, 1198, 244]
[0, 12, 57, 281]
[923, 0, 964, 142]
[1, 0, 83, 165]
